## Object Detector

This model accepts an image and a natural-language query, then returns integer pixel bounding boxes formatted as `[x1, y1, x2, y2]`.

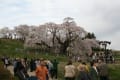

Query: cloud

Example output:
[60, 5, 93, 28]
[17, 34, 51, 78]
[100, 31, 120, 50]
[0, 0, 120, 49]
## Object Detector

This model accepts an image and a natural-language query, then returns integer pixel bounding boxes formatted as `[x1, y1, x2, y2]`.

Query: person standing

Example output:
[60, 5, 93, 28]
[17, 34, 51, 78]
[76, 62, 90, 80]
[89, 60, 99, 80]
[36, 60, 49, 80]
[4, 57, 9, 68]
[98, 59, 109, 80]
[30, 58, 36, 72]
[13, 58, 18, 76]
[51, 59, 59, 79]
[15, 58, 29, 80]
[47, 60, 53, 79]
[64, 60, 76, 80]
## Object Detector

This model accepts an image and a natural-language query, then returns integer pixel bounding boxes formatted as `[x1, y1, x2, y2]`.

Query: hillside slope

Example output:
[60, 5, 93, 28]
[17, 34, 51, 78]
[0, 39, 67, 61]
[0, 39, 24, 56]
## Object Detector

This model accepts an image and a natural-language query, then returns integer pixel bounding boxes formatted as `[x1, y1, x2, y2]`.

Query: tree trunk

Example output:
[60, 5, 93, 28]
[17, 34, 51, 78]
[59, 41, 69, 55]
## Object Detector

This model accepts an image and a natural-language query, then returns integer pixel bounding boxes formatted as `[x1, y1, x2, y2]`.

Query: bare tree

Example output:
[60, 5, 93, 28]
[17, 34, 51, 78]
[0, 27, 11, 38]
[24, 24, 52, 53]
[24, 17, 99, 56]
[55, 17, 87, 55]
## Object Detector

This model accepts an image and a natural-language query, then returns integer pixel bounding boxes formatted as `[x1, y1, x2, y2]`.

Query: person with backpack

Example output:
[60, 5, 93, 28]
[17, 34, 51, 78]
[64, 60, 76, 80]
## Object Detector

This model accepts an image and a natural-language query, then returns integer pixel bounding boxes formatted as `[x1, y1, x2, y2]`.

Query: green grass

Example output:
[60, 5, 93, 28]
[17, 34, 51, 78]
[0, 39, 24, 57]
[108, 64, 120, 80]
[0, 39, 68, 61]
[113, 50, 120, 58]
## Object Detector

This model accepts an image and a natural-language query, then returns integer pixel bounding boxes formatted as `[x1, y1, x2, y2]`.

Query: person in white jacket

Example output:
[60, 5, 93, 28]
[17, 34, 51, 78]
[64, 60, 76, 80]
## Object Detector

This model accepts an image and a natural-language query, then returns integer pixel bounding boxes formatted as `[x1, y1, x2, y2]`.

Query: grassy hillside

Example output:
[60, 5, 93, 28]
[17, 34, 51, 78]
[0, 39, 67, 61]
[113, 50, 120, 58]
[0, 38, 120, 59]
[0, 39, 24, 57]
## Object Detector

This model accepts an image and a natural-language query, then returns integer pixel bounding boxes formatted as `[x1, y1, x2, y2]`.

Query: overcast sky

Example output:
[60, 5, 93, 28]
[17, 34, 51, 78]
[0, 0, 120, 50]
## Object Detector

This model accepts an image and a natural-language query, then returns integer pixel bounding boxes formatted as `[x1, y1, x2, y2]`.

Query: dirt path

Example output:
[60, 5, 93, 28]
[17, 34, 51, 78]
[7, 66, 36, 76]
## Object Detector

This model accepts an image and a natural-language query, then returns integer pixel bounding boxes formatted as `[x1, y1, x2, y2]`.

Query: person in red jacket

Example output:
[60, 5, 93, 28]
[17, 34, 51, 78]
[36, 59, 49, 80]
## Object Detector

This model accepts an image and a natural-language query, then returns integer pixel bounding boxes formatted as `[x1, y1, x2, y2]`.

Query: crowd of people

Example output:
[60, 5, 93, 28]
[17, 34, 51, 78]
[1, 57, 59, 80]
[64, 59, 109, 80]
[91, 52, 114, 64]
[1, 56, 110, 80]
